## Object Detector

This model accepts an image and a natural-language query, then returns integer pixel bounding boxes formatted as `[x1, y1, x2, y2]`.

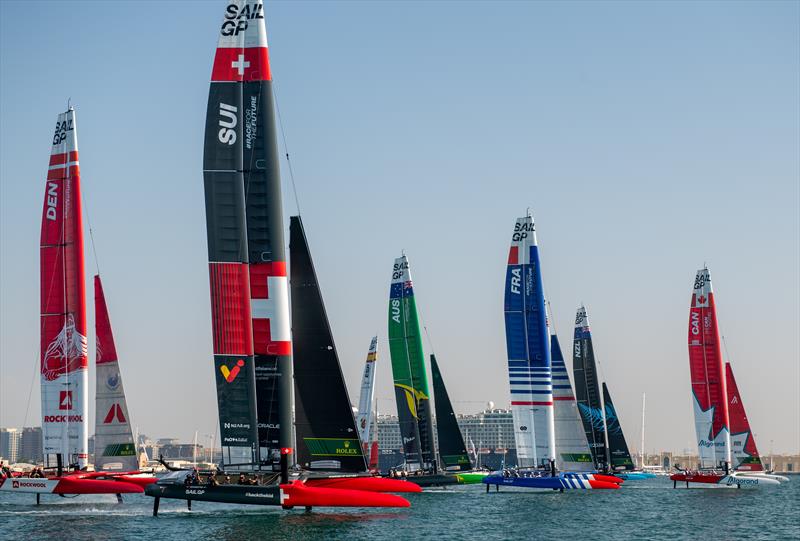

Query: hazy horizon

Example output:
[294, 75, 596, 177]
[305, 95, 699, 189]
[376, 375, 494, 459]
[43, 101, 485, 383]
[1, 1, 798, 455]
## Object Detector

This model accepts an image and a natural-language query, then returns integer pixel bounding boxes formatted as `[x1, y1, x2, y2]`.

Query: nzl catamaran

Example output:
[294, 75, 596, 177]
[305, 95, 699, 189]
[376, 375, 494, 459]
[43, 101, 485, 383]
[670, 268, 787, 488]
[482, 214, 622, 492]
[144, 0, 417, 512]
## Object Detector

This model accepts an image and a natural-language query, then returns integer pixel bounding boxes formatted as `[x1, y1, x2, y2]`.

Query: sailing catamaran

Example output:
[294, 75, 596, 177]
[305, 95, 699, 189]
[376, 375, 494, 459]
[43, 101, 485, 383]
[0, 108, 149, 500]
[482, 214, 621, 492]
[144, 1, 415, 510]
[356, 337, 380, 471]
[670, 268, 786, 487]
[571, 306, 654, 480]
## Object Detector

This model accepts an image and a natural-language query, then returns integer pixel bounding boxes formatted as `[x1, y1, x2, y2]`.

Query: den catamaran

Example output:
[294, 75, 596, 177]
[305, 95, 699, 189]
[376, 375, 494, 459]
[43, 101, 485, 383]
[571, 306, 653, 480]
[0, 108, 153, 501]
[144, 0, 415, 512]
[670, 268, 786, 488]
[387, 255, 486, 486]
[356, 337, 380, 471]
[483, 214, 621, 492]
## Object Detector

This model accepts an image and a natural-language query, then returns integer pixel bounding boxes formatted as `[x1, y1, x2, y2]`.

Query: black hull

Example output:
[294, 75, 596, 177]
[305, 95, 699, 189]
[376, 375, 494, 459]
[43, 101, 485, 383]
[145, 482, 282, 506]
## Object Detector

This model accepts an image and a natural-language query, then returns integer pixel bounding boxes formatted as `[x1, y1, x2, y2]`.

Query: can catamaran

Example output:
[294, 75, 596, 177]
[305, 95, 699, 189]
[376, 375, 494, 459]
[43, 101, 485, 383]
[670, 268, 786, 487]
[483, 214, 621, 492]
[0, 108, 148, 500]
[144, 0, 416, 511]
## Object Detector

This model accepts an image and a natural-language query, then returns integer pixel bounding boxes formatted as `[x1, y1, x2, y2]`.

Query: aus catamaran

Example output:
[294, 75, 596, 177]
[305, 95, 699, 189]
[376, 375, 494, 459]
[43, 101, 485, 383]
[0, 108, 155, 502]
[670, 268, 787, 488]
[482, 214, 622, 492]
[144, 0, 417, 512]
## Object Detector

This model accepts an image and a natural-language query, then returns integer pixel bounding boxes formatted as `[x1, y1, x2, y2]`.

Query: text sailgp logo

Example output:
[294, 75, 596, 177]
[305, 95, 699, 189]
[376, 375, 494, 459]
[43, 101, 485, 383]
[220, 359, 245, 383]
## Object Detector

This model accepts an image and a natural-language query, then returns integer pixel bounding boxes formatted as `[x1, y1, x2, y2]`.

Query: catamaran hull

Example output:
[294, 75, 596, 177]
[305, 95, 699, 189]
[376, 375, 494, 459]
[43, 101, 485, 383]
[482, 473, 619, 490]
[618, 471, 657, 480]
[304, 476, 421, 493]
[144, 480, 410, 508]
[0, 476, 143, 495]
[670, 472, 782, 487]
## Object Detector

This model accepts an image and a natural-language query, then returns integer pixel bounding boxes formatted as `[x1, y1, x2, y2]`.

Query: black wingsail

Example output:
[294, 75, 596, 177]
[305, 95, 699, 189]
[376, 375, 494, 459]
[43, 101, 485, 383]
[602, 383, 634, 471]
[430, 355, 472, 471]
[290, 217, 367, 472]
[572, 306, 608, 471]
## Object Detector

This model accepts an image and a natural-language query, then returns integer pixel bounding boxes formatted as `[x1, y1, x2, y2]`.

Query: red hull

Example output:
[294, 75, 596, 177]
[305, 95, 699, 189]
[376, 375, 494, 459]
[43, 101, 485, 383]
[73, 471, 158, 489]
[280, 481, 410, 508]
[670, 473, 723, 484]
[304, 476, 421, 493]
[591, 474, 624, 485]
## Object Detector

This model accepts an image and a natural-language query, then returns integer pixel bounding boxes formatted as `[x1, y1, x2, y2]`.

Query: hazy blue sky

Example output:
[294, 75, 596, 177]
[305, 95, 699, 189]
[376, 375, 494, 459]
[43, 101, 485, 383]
[1, 1, 798, 454]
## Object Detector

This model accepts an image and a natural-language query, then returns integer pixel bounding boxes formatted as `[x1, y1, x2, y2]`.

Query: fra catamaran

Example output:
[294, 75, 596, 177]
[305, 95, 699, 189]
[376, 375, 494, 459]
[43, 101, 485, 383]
[482, 214, 621, 491]
[143, 0, 416, 511]
[670, 268, 787, 488]
[0, 108, 155, 502]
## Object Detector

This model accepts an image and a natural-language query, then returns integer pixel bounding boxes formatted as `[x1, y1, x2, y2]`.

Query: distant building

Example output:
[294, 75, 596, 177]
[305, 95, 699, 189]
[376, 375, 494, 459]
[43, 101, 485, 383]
[0, 428, 21, 464]
[19, 427, 42, 464]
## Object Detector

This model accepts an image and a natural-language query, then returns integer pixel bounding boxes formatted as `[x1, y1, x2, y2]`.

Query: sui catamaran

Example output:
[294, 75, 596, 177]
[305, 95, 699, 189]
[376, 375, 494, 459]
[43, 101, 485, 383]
[144, 0, 416, 511]
[572, 306, 653, 480]
[670, 268, 787, 488]
[482, 214, 622, 492]
[356, 337, 380, 471]
[0, 108, 154, 501]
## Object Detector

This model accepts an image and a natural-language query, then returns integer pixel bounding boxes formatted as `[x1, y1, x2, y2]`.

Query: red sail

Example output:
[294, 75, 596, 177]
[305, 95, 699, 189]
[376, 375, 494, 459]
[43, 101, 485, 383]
[726, 363, 763, 471]
[688, 268, 730, 468]
[94, 275, 118, 364]
[40, 108, 89, 468]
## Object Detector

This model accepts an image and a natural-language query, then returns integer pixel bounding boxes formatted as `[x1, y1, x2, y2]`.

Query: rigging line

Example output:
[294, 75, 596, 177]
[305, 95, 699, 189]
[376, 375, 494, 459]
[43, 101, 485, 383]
[271, 81, 302, 217]
[22, 349, 39, 429]
[82, 178, 101, 276]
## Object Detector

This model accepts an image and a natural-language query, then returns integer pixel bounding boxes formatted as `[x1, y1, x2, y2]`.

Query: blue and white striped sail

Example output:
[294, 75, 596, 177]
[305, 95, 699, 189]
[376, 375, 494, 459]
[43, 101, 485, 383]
[503, 214, 555, 467]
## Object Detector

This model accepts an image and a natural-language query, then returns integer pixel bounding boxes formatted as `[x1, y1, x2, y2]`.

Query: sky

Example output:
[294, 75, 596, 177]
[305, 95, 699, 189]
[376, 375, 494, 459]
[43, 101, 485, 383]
[1, 1, 798, 455]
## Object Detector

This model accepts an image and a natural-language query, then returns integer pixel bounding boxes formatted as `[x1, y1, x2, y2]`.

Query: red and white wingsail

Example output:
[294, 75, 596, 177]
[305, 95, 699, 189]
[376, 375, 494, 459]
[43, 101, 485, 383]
[93, 275, 138, 471]
[725, 363, 763, 471]
[40, 108, 88, 469]
[356, 337, 378, 449]
[688, 268, 731, 469]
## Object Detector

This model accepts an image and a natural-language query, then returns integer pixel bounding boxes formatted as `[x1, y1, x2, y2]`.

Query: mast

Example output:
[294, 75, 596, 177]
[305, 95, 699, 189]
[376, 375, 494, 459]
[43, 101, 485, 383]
[640, 393, 646, 469]
[40, 107, 88, 470]
[388, 255, 435, 471]
[289, 216, 367, 472]
[430, 355, 472, 471]
[688, 268, 731, 469]
[503, 214, 555, 468]
[204, 0, 292, 470]
[572, 306, 608, 472]
[93, 275, 137, 471]
[356, 337, 378, 452]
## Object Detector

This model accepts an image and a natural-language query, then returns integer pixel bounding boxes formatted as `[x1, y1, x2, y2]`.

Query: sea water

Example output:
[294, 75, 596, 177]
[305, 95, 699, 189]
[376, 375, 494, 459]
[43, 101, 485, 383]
[1, 476, 797, 540]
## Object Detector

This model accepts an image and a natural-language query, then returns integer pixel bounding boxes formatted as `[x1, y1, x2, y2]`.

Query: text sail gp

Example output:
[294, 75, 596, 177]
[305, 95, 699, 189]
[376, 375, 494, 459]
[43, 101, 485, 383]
[203, 0, 291, 468]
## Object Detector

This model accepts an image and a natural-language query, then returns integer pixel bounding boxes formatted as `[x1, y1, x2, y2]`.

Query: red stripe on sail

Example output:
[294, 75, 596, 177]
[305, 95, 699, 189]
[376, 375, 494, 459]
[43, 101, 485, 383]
[211, 47, 271, 82]
[49, 151, 79, 166]
[94, 275, 119, 364]
[209, 262, 254, 355]
[553, 396, 575, 401]
[507, 246, 518, 265]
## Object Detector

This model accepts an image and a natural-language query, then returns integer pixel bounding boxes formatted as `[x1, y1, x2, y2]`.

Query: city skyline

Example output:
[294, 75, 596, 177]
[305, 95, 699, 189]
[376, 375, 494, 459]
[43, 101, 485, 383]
[1, 1, 798, 455]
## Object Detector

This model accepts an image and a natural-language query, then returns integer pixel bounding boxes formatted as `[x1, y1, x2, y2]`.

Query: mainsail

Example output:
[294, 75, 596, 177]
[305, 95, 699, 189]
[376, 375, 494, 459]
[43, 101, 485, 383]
[550, 334, 593, 471]
[40, 108, 88, 469]
[203, 0, 292, 468]
[688, 268, 731, 469]
[356, 337, 378, 455]
[430, 355, 471, 471]
[572, 306, 608, 471]
[503, 214, 555, 467]
[602, 383, 634, 471]
[388, 255, 436, 471]
[726, 362, 763, 471]
[290, 216, 366, 472]
[93, 275, 137, 471]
